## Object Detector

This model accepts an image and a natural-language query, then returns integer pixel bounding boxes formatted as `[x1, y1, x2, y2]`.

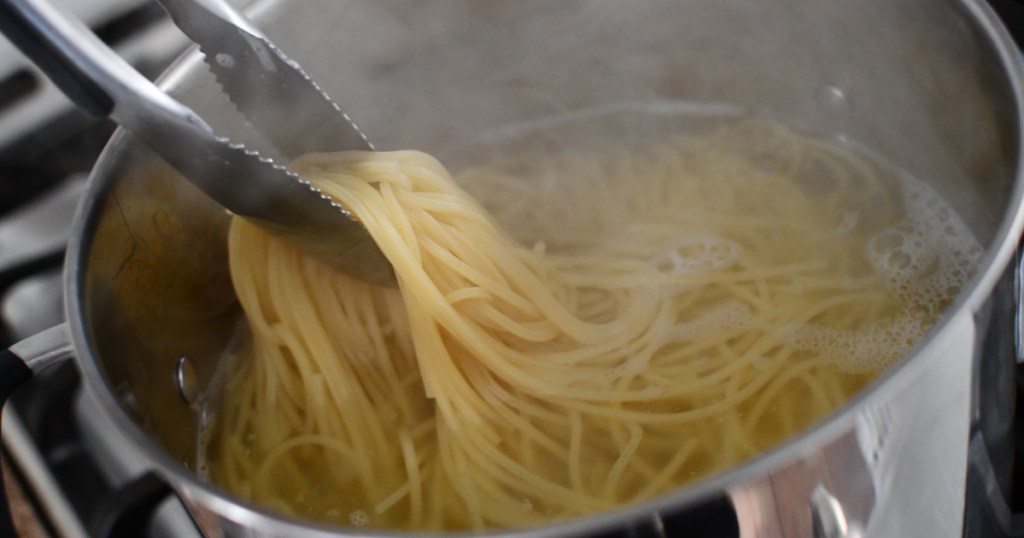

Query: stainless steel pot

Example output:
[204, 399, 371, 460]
[4, 0, 1024, 536]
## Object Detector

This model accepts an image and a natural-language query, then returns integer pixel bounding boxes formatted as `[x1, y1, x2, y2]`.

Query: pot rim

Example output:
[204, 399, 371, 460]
[62, 0, 1024, 536]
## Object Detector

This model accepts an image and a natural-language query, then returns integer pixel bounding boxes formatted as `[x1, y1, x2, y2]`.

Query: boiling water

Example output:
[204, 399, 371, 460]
[454, 107, 981, 377]
[196, 106, 982, 530]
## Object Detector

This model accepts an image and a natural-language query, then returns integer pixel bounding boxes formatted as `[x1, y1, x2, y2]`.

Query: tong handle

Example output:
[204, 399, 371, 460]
[0, 0, 396, 287]
[160, 0, 266, 39]
[0, 0, 206, 134]
[0, 0, 281, 224]
[0, 0, 114, 116]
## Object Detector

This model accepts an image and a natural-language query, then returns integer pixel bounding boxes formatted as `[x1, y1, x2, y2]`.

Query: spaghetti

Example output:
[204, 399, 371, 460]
[208, 121, 980, 531]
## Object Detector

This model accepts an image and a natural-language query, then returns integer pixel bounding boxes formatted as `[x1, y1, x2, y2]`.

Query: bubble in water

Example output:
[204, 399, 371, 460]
[818, 85, 850, 110]
[887, 251, 912, 271]
[195, 415, 215, 481]
[653, 257, 676, 273]
[215, 53, 235, 68]
[650, 233, 741, 275]
[870, 230, 903, 254]
[832, 211, 858, 236]
[350, 510, 370, 527]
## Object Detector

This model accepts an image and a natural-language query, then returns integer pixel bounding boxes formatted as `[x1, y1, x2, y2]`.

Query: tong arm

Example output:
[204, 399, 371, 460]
[0, 0, 395, 286]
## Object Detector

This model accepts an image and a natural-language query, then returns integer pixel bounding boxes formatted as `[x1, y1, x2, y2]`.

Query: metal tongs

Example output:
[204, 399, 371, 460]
[0, 0, 396, 286]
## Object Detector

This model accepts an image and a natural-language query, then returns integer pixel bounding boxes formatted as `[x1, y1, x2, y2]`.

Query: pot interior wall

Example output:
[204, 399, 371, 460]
[80, 0, 1019, 498]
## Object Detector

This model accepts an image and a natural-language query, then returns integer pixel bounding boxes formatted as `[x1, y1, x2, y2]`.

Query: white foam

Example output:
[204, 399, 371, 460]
[787, 314, 925, 374]
[812, 171, 983, 373]
[867, 175, 981, 314]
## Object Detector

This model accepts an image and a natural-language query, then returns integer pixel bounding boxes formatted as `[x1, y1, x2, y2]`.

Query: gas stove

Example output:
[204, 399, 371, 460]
[2, 1, 1024, 537]
[0, 1, 195, 536]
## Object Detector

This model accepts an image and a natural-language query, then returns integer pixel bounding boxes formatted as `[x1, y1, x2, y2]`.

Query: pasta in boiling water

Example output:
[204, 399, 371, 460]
[207, 121, 980, 531]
